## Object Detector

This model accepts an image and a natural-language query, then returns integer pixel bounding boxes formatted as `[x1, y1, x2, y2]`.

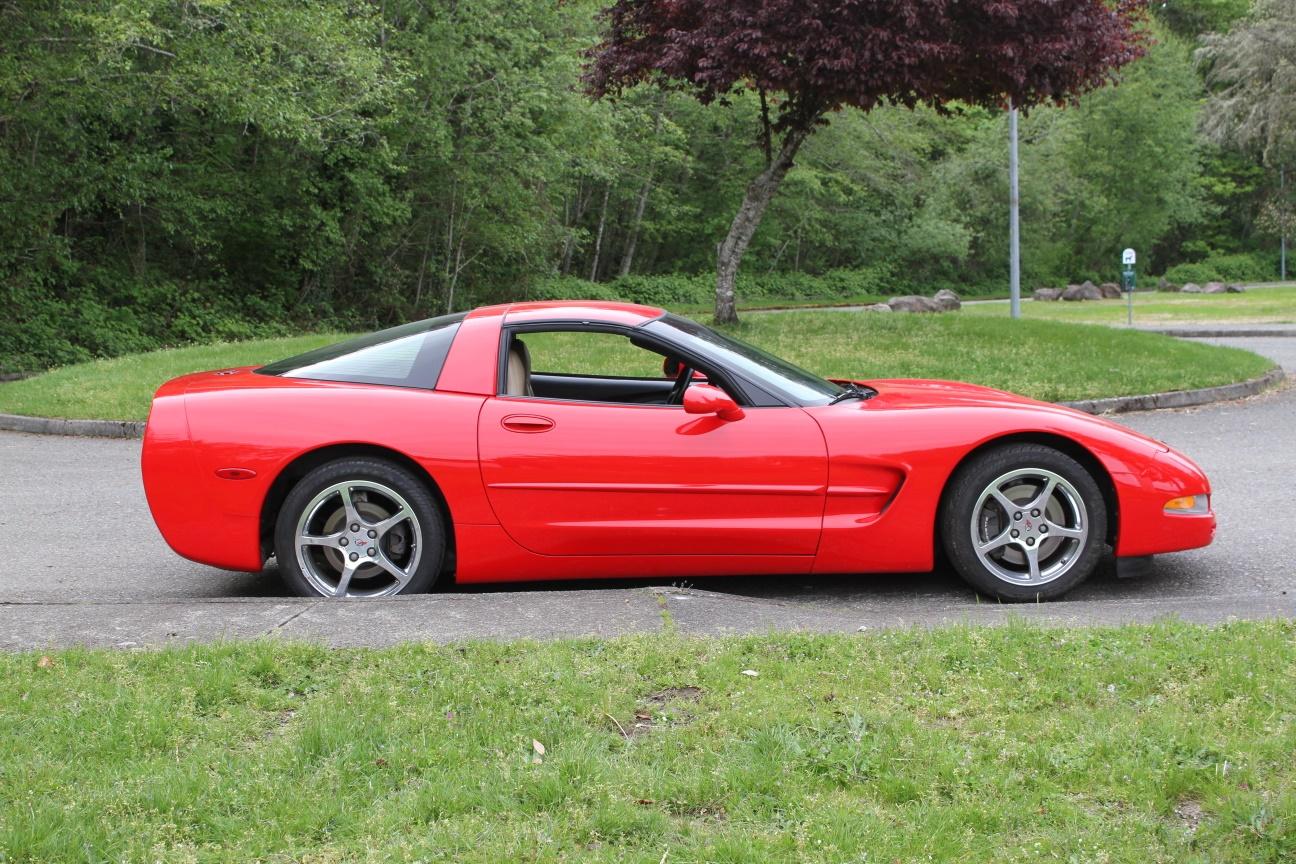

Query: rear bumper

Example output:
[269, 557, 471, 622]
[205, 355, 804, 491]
[142, 389, 265, 573]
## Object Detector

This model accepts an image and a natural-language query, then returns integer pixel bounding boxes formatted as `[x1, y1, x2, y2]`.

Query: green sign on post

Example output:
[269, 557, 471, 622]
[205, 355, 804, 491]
[1121, 248, 1136, 325]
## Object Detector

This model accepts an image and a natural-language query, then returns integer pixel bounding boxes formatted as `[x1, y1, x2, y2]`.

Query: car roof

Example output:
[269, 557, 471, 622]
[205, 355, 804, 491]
[469, 300, 667, 327]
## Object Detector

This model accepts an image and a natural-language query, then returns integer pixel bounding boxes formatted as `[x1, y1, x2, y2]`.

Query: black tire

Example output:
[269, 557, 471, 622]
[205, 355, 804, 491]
[940, 443, 1107, 601]
[274, 457, 445, 598]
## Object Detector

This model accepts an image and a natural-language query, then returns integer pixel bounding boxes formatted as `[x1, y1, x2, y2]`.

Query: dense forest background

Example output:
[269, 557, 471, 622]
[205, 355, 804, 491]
[1, 0, 1290, 371]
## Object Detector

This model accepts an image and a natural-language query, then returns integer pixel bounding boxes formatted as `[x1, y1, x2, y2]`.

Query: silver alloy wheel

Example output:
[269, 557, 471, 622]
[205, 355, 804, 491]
[294, 479, 422, 598]
[970, 468, 1089, 587]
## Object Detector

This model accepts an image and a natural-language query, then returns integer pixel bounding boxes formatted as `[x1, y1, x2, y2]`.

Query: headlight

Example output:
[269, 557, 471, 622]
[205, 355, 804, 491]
[1164, 494, 1210, 515]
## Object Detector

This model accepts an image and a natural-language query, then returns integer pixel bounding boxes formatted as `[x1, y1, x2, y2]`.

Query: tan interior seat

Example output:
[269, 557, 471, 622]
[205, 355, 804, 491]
[505, 338, 533, 397]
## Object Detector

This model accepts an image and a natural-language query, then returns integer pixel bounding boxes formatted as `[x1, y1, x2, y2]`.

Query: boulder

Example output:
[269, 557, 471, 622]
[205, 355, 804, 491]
[1203, 281, 1228, 294]
[862, 302, 892, 312]
[1062, 282, 1102, 301]
[1033, 287, 1061, 302]
[932, 288, 961, 311]
[1099, 282, 1122, 299]
[887, 295, 942, 313]
[1181, 282, 1203, 294]
[1158, 277, 1179, 292]
[1227, 283, 1246, 293]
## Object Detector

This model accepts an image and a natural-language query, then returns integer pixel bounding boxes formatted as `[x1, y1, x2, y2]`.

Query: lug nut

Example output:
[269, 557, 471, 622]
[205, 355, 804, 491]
[339, 537, 348, 547]
[1026, 537, 1035, 546]
[1010, 529, 1020, 538]
[1040, 524, 1048, 534]
[349, 551, 359, 562]
[367, 529, 377, 539]
[1031, 509, 1040, 518]
[1013, 512, 1023, 521]
[350, 523, 360, 532]
[367, 548, 376, 557]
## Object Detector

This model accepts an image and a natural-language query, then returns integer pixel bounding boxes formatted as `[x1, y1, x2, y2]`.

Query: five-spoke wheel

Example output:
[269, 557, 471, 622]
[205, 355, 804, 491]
[275, 458, 445, 598]
[942, 444, 1107, 600]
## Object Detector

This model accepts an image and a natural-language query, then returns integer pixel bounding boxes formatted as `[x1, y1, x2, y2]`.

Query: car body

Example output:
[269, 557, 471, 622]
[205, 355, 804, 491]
[142, 301, 1214, 599]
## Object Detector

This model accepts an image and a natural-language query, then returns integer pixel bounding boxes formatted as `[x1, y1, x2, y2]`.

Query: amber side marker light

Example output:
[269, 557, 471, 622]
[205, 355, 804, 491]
[1164, 495, 1209, 515]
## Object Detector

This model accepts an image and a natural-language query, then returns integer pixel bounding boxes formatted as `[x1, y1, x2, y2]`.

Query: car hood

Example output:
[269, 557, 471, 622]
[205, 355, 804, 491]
[848, 378, 1172, 453]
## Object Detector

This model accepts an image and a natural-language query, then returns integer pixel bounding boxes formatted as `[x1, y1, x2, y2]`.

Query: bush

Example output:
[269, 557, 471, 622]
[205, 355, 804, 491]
[1164, 253, 1275, 286]
[530, 264, 904, 310]
[1, 269, 299, 374]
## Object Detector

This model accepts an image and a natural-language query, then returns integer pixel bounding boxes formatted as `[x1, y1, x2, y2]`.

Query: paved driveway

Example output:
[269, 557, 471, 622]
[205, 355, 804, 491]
[2, 337, 1292, 648]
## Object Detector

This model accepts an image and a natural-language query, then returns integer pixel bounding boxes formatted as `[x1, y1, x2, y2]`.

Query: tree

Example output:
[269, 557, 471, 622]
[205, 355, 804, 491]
[1197, 0, 1296, 277]
[585, 0, 1148, 323]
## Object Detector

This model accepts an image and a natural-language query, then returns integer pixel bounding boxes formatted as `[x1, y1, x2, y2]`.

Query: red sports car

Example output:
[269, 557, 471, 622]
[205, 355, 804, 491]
[142, 301, 1214, 601]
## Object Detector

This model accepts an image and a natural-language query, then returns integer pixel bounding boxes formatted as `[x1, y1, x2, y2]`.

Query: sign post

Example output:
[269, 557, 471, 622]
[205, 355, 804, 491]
[1121, 248, 1137, 326]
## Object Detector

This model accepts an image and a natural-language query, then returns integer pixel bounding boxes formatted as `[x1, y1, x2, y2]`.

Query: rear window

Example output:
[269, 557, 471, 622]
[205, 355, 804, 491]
[257, 313, 465, 389]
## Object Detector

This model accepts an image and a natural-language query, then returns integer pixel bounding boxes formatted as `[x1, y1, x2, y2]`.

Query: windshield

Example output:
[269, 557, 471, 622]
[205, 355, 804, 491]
[645, 314, 844, 405]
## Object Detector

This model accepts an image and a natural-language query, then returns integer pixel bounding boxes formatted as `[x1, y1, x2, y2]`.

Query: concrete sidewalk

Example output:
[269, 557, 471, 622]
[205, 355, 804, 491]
[4, 585, 1295, 650]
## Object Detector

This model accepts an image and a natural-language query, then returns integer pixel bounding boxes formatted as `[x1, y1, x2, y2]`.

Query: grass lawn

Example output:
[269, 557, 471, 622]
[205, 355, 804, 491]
[0, 313, 1275, 421]
[2, 622, 1293, 862]
[0, 334, 344, 423]
[725, 312, 1273, 402]
[960, 283, 1296, 325]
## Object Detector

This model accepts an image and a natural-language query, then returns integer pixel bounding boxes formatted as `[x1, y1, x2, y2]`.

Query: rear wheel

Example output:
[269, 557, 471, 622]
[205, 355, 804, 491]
[274, 458, 445, 598]
[941, 444, 1107, 601]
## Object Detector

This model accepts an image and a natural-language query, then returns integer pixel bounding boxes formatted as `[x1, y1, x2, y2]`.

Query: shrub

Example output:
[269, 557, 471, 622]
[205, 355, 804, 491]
[1165, 253, 1275, 285]
[529, 264, 903, 309]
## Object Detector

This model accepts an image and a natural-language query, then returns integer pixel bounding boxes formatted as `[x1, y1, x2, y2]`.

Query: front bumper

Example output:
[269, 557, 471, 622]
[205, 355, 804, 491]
[1114, 449, 1215, 558]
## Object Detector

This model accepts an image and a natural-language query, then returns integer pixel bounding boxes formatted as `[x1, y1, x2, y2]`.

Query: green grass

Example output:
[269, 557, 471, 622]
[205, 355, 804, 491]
[725, 313, 1274, 403]
[961, 283, 1296, 324]
[0, 313, 1275, 421]
[0, 334, 344, 422]
[2, 622, 1294, 862]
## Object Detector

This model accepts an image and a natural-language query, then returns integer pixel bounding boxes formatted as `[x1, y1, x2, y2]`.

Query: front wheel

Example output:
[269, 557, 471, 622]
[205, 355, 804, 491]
[274, 458, 445, 598]
[941, 444, 1107, 601]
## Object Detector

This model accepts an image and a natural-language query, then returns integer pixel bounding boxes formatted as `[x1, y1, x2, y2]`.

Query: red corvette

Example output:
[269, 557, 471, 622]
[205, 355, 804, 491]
[142, 301, 1214, 600]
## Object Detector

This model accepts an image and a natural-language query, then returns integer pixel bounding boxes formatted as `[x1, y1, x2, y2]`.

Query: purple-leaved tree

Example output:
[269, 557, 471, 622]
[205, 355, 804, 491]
[586, 0, 1148, 323]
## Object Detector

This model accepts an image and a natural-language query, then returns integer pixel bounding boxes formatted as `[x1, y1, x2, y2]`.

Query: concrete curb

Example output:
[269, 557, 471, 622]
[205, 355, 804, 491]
[1149, 328, 1296, 338]
[1059, 366, 1287, 416]
[0, 412, 145, 439]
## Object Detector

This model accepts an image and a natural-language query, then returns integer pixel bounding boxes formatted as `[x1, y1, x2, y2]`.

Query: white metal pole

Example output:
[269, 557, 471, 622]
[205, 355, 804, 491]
[1009, 104, 1021, 319]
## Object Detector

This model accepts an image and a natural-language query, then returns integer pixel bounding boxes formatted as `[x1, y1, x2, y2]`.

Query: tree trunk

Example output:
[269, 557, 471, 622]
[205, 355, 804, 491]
[588, 183, 611, 283]
[714, 129, 808, 324]
[618, 177, 652, 277]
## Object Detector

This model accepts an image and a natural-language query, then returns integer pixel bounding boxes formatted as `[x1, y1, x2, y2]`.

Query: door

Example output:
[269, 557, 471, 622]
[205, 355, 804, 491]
[478, 398, 828, 557]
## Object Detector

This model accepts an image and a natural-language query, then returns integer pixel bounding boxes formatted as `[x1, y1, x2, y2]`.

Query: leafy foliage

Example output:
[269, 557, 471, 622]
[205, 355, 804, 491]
[0, 0, 1285, 370]
[585, 0, 1148, 321]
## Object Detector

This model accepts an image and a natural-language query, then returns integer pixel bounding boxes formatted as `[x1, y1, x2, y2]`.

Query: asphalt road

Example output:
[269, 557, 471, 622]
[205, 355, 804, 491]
[2, 336, 1293, 648]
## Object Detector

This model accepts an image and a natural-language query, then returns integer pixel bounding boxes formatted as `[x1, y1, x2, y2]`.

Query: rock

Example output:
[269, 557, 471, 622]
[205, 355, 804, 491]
[862, 302, 892, 312]
[1158, 277, 1178, 292]
[1062, 283, 1102, 301]
[1203, 281, 1228, 294]
[1033, 287, 1061, 302]
[887, 295, 942, 313]
[932, 288, 961, 311]
[1099, 282, 1122, 299]
[1227, 283, 1246, 293]
[1181, 282, 1203, 293]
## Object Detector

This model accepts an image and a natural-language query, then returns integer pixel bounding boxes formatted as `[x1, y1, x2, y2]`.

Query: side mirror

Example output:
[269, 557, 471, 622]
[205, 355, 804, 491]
[682, 384, 745, 421]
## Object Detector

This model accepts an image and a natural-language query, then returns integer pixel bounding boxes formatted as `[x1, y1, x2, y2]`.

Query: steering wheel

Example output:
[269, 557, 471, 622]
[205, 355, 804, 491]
[667, 364, 694, 405]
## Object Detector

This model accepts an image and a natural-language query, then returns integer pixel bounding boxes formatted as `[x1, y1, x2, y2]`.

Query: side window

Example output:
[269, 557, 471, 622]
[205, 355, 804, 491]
[503, 328, 719, 406]
[258, 313, 465, 389]
[523, 331, 667, 378]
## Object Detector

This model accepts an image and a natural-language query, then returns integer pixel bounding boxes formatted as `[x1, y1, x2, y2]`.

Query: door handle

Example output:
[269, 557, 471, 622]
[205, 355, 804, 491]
[501, 414, 555, 433]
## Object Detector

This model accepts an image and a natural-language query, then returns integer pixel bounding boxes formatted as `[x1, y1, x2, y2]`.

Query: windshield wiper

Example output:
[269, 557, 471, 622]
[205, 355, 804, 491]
[828, 382, 875, 405]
